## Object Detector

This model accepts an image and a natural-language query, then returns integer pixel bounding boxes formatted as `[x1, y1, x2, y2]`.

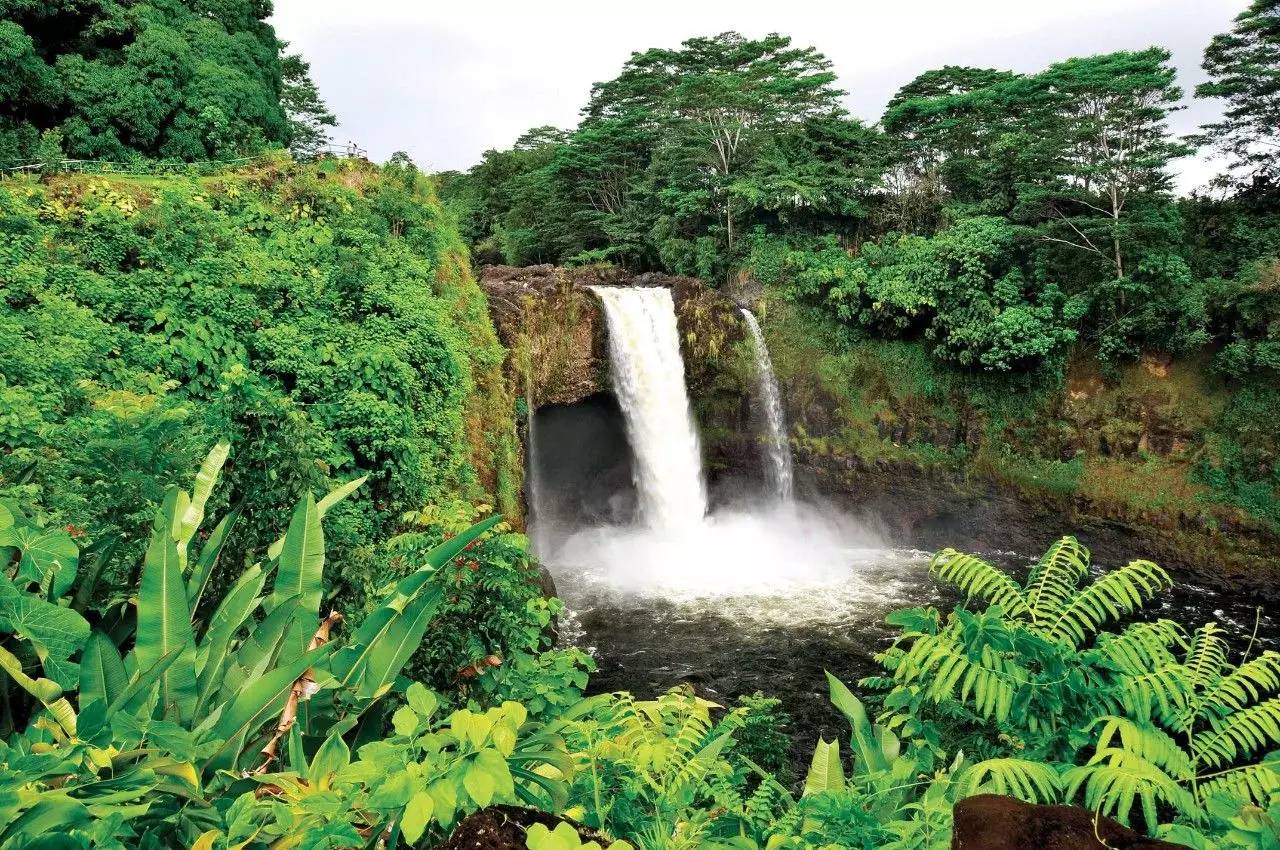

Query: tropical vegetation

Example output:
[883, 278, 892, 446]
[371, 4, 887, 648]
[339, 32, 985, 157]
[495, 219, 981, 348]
[1, 1, 1279, 849]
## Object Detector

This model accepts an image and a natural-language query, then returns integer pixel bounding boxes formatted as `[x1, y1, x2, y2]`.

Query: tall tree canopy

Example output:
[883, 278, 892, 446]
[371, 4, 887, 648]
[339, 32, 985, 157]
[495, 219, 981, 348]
[0, 0, 290, 162]
[1197, 0, 1280, 187]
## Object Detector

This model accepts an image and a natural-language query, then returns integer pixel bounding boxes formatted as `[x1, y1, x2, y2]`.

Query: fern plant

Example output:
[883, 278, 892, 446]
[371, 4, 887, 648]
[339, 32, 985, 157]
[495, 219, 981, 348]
[1066, 621, 1280, 831]
[564, 687, 743, 849]
[873, 536, 1173, 758]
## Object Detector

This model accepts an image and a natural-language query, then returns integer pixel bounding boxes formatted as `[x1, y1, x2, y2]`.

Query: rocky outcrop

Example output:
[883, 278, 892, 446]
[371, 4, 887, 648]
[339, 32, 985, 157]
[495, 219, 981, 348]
[952, 795, 1187, 850]
[479, 265, 610, 408]
[479, 264, 748, 408]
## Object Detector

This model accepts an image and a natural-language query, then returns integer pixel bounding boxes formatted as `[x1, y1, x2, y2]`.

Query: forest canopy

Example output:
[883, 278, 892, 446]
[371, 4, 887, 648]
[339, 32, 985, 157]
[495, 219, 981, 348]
[440, 16, 1280, 381]
[0, 0, 335, 163]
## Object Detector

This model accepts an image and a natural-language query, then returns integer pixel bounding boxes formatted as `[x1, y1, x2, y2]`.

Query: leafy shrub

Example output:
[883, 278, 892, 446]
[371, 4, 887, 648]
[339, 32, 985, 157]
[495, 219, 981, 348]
[760, 220, 1082, 373]
[0, 161, 514, 590]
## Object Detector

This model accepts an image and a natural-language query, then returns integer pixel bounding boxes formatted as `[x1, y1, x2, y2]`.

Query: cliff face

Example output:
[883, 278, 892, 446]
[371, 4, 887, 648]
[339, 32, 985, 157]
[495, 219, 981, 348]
[481, 265, 1277, 595]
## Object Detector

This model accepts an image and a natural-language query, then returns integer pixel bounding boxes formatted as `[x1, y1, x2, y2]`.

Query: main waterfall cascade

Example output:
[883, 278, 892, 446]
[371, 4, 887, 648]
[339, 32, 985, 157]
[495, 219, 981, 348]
[740, 308, 794, 502]
[589, 286, 708, 529]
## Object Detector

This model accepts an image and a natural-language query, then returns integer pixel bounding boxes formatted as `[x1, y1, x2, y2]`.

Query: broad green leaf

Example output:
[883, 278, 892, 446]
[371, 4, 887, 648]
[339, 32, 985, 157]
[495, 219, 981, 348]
[406, 682, 438, 718]
[195, 564, 265, 712]
[0, 644, 76, 735]
[266, 476, 366, 561]
[392, 706, 418, 737]
[80, 631, 127, 709]
[422, 515, 501, 569]
[105, 648, 182, 720]
[356, 582, 445, 700]
[205, 642, 336, 774]
[463, 758, 497, 806]
[135, 517, 198, 722]
[804, 738, 845, 796]
[330, 580, 444, 698]
[308, 732, 350, 786]
[826, 671, 893, 776]
[316, 475, 367, 518]
[400, 792, 434, 844]
[186, 510, 239, 612]
[232, 594, 302, 682]
[2, 526, 79, 597]
[268, 494, 324, 622]
[0, 572, 90, 688]
[178, 441, 230, 560]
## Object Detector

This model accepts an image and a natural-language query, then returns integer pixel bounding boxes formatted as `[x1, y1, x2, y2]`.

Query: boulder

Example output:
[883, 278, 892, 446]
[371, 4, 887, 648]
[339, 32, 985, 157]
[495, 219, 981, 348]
[952, 794, 1188, 850]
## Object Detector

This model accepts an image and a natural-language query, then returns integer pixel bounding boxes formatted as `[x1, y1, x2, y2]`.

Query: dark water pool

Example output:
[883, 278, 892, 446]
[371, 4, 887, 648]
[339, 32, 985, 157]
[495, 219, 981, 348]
[549, 540, 1276, 772]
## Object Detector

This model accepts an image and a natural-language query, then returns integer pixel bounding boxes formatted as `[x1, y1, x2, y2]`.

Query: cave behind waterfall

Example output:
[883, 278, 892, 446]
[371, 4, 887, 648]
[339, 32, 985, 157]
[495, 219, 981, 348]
[528, 392, 636, 545]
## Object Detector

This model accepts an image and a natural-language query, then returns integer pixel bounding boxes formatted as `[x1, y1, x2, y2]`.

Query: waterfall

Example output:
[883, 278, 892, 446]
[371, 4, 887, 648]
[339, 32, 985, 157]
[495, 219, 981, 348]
[740, 308, 794, 501]
[590, 286, 707, 530]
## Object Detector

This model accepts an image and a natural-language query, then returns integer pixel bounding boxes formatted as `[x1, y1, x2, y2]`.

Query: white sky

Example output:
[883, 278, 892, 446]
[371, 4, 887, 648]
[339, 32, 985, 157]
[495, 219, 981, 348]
[270, 0, 1243, 194]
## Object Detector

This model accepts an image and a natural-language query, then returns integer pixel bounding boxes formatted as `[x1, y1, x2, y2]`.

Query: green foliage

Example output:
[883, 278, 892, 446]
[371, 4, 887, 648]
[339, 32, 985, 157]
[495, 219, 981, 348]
[865, 536, 1280, 841]
[0, 443, 541, 849]
[0, 160, 512, 591]
[1196, 0, 1280, 187]
[768, 219, 1080, 372]
[0, 1, 290, 163]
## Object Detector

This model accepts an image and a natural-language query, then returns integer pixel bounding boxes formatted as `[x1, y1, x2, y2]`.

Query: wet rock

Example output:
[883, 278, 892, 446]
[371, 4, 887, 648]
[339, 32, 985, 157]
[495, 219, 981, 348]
[952, 794, 1187, 850]
[439, 805, 604, 850]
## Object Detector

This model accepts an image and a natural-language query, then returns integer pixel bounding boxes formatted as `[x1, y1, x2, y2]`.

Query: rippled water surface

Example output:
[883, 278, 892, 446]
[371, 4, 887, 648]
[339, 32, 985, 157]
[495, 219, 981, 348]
[543, 516, 1276, 769]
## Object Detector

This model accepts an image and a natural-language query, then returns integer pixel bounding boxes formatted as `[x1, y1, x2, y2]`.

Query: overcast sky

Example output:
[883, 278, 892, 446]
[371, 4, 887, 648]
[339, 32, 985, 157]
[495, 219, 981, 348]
[270, 0, 1243, 193]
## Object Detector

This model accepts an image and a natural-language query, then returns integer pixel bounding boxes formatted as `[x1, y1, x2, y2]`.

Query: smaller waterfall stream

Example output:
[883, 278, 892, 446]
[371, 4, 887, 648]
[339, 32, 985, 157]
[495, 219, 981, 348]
[740, 309, 794, 501]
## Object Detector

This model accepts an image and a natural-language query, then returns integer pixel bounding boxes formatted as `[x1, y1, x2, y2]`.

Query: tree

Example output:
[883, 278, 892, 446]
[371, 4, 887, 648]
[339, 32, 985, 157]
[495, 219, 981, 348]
[881, 65, 1019, 212]
[587, 32, 846, 264]
[280, 46, 337, 158]
[0, 0, 289, 162]
[1028, 49, 1188, 281]
[1196, 0, 1280, 188]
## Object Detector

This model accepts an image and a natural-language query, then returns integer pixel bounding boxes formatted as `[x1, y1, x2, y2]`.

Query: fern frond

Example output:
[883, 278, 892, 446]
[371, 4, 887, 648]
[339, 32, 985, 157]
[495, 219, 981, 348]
[1096, 620, 1184, 674]
[1184, 623, 1230, 689]
[1064, 749, 1198, 833]
[1025, 536, 1090, 627]
[1115, 665, 1194, 724]
[1090, 716, 1193, 779]
[1045, 559, 1171, 648]
[1197, 758, 1280, 807]
[957, 758, 1062, 804]
[1195, 650, 1280, 720]
[893, 630, 1019, 722]
[930, 548, 1029, 616]
[1193, 697, 1280, 768]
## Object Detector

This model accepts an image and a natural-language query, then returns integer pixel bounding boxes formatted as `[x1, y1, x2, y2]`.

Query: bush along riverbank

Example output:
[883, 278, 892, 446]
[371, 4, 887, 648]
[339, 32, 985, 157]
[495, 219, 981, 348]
[2, 445, 1278, 850]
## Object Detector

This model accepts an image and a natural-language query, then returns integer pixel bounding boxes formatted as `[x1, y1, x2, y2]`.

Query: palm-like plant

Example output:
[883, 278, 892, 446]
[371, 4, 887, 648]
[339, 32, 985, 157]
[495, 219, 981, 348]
[1, 442, 505, 848]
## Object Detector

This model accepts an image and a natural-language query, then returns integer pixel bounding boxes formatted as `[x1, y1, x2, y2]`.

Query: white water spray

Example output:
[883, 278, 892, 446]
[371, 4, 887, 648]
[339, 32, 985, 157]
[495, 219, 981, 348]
[740, 308, 794, 501]
[589, 286, 708, 529]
